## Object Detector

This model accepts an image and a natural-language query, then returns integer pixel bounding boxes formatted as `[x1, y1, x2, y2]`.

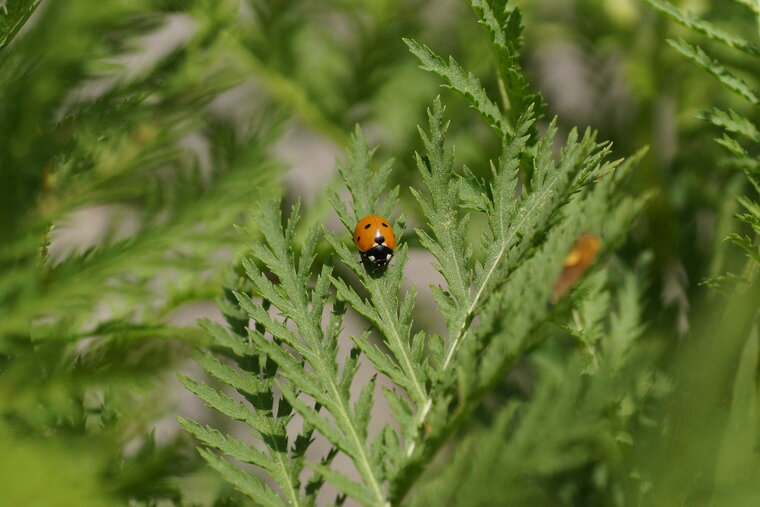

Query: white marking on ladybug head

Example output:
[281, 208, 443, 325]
[386, 253, 391, 260]
[368, 255, 376, 261]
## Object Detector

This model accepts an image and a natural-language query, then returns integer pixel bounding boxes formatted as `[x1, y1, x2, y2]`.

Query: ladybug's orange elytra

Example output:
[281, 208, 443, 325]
[353, 215, 396, 268]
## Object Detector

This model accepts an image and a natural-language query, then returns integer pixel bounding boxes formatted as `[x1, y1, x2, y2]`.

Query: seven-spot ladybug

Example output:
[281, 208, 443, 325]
[353, 214, 396, 268]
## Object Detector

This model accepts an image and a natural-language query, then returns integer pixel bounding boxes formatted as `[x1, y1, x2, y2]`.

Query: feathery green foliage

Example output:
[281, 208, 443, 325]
[644, 0, 759, 277]
[637, 0, 760, 504]
[7, 0, 757, 504]
[181, 1, 647, 504]
[1, 0, 281, 504]
[412, 268, 664, 506]
[644, 0, 760, 56]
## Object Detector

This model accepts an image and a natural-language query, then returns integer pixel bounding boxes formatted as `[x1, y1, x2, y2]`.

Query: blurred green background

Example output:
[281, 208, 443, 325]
[1, 0, 757, 505]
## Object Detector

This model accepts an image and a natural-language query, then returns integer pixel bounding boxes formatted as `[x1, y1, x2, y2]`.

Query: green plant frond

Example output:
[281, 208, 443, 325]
[646, 0, 759, 282]
[388, 99, 645, 503]
[401, 31, 628, 390]
[325, 133, 433, 476]
[717, 132, 750, 157]
[413, 264, 656, 506]
[178, 417, 272, 470]
[643, 0, 760, 56]
[411, 102, 625, 379]
[737, 194, 760, 228]
[405, 0, 548, 141]
[197, 447, 283, 507]
[4, 0, 760, 504]
[731, 187, 760, 262]
[473, 187, 641, 386]
[326, 243, 429, 408]
[180, 258, 311, 506]
[566, 270, 611, 349]
[182, 1, 652, 504]
[332, 126, 398, 223]
[2, 4, 286, 502]
[1, 162, 276, 344]
[410, 98, 473, 335]
[606, 269, 648, 371]
[185, 200, 396, 506]
[179, 375, 273, 435]
[324, 4, 644, 502]
[404, 38, 510, 136]
[666, 38, 759, 105]
[1, 0, 283, 348]
[467, 0, 546, 131]
[307, 461, 377, 507]
[698, 108, 760, 143]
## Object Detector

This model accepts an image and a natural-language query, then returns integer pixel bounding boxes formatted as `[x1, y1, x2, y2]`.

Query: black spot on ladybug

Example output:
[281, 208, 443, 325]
[364, 224, 371, 229]
[382, 223, 388, 227]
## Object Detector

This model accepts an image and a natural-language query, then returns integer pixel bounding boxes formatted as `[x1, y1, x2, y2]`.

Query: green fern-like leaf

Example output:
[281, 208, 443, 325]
[698, 108, 760, 143]
[643, 0, 760, 502]
[404, 38, 509, 135]
[667, 38, 758, 104]
[643, 0, 760, 56]
[412, 262, 656, 506]
[184, 200, 400, 505]
[183, 2, 648, 505]
[467, 0, 546, 133]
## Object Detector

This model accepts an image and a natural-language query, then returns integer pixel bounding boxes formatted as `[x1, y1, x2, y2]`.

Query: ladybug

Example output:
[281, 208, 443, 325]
[353, 214, 396, 268]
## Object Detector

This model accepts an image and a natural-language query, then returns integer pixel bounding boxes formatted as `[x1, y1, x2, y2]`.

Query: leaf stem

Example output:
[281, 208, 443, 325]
[323, 368, 389, 506]
[441, 156, 574, 373]
[369, 278, 428, 406]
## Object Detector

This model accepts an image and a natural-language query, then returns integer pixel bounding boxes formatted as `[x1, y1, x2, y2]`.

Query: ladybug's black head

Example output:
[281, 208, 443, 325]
[362, 244, 393, 268]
